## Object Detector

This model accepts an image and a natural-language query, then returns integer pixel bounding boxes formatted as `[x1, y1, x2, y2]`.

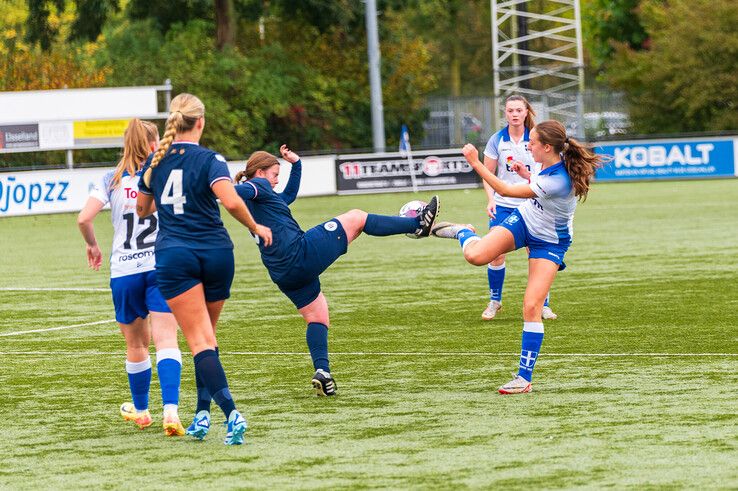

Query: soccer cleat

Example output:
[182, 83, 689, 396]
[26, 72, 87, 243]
[311, 369, 337, 396]
[185, 410, 211, 440]
[120, 402, 153, 429]
[224, 410, 247, 445]
[498, 374, 532, 395]
[414, 195, 440, 238]
[431, 222, 476, 239]
[482, 300, 502, 320]
[542, 306, 558, 320]
[162, 410, 186, 437]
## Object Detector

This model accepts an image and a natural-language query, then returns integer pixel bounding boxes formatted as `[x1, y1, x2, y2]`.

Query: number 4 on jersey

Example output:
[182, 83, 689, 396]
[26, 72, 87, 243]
[161, 169, 187, 214]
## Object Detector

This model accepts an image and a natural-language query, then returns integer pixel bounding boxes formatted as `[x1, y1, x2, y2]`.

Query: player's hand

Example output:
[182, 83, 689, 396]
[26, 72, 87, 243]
[253, 224, 273, 247]
[462, 144, 481, 168]
[487, 200, 496, 219]
[86, 244, 102, 271]
[511, 161, 531, 180]
[279, 144, 300, 164]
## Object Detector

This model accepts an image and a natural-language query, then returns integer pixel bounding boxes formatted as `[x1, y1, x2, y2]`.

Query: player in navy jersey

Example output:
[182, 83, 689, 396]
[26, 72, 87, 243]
[481, 95, 556, 321]
[233, 145, 439, 396]
[136, 93, 272, 445]
[433, 120, 603, 394]
[77, 119, 185, 436]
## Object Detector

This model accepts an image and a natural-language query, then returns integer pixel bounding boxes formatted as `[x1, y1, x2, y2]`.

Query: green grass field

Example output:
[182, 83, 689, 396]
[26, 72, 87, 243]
[1, 179, 737, 489]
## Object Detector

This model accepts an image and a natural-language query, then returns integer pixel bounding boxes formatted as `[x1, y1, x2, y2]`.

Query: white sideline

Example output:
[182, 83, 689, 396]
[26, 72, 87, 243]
[0, 350, 736, 357]
[0, 319, 115, 337]
[0, 287, 109, 292]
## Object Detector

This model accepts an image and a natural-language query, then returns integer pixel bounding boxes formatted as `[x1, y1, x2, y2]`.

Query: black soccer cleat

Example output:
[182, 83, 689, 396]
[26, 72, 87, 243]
[414, 195, 440, 238]
[311, 369, 337, 397]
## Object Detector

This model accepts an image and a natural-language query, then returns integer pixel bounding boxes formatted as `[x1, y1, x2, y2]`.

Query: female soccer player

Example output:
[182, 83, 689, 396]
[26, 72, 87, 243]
[481, 95, 556, 321]
[233, 146, 439, 396]
[77, 119, 185, 436]
[136, 93, 272, 445]
[433, 120, 603, 394]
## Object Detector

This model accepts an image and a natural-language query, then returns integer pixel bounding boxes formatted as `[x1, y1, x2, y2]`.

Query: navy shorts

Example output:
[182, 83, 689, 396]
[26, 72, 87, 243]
[110, 270, 171, 324]
[276, 219, 348, 309]
[498, 210, 569, 270]
[489, 205, 517, 229]
[155, 247, 235, 302]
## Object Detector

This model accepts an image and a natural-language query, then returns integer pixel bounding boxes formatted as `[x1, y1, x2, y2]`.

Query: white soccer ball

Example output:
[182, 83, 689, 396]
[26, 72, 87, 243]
[399, 200, 427, 239]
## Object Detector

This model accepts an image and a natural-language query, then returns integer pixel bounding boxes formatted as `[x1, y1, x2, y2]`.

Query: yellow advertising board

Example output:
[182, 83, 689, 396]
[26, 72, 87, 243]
[73, 120, 129, 142]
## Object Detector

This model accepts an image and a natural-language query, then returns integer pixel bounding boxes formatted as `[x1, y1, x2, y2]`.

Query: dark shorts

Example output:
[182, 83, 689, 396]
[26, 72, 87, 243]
[488, 205, 517, 229]
[275, 219, 348, 309]
[110, 270, 171, 324]
[498, 209, 569, 271]
[155, 247, 235, 302]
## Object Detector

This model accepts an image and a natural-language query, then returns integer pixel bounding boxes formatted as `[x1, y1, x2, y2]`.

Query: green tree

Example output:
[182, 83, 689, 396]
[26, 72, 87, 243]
[25, 0, 118, 49]
[606, 0, 738, 133]
[581, 0, 649, 70]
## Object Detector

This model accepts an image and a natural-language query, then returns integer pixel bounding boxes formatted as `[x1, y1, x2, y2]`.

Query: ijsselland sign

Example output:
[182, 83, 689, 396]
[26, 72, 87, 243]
[595, 137, 736, 181]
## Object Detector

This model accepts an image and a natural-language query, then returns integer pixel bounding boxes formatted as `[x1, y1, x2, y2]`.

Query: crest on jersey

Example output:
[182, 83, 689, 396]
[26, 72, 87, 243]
[324, 221, 338, 232]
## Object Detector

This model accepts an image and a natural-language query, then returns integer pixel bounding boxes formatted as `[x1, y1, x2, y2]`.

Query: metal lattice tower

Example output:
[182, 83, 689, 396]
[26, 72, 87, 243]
[490, 0, 584, 132]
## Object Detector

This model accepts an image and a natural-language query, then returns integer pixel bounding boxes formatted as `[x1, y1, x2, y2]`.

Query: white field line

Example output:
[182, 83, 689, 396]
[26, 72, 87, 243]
[0, 287, 109, 292]
[0, 351, 736, 357]
[0, 319, 115, 337]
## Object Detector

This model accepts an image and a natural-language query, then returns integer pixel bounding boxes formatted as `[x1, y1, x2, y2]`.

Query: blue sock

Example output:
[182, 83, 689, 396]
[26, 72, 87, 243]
[126, 358, 152, 411]
[456, 229, 480, 249]
[306, 322, 330, 372]
[195, 346, 217, 413]
[364, 214, 419, 236]
[544, 293, 550, 307]
[156, 348, 182, 408]
[488, 263, 505, 302]
[194, 349, 235, 419]
[517, 322, 544, 382]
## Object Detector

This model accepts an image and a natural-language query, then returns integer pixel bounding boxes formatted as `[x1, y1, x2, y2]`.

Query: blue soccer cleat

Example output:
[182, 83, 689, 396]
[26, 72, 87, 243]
[224, 410, 247, 445]
[185, 410, 211, 440]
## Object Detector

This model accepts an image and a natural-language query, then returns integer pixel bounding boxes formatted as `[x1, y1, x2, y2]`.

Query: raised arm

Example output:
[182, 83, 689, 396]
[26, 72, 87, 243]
[278, 144, 301, 205]
[212, 180, 273, 247]
[482, 155, 498, 218]
[462, 144, 536, 199]
[77, 197, 105, 270]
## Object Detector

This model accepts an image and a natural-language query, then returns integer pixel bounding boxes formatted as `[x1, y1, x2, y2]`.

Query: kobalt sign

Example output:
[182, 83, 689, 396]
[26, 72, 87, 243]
[336, 150, 479, 194]
[596, 138, 736, 180]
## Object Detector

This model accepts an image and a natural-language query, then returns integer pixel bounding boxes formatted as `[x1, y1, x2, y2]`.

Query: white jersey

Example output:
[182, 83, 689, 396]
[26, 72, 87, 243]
[483, 126, 540, 209]
[89, 170, 158, 278]
[518, 161, 577, 244]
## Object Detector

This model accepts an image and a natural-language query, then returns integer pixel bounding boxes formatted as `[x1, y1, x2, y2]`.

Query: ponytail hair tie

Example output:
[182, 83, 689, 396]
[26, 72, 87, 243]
[565, 137, 570, 144]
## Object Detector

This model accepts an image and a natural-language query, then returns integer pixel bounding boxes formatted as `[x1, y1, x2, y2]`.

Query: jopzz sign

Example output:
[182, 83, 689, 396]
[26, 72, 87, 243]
[595, 137, 736, 181]
[0, 168, 111, 217]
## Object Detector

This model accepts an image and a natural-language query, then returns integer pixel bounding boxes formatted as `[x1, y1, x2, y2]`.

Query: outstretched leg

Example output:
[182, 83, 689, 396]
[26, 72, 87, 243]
[335, 196, 439, 243]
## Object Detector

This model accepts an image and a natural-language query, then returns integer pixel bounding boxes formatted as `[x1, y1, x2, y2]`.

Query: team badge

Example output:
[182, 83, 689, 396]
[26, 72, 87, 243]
[324, 221, 338, 232]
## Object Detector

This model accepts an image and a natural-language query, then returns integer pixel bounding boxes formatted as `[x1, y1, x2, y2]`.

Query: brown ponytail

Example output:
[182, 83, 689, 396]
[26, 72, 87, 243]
[234, 151, 279, 183]
[143, 93, 205, 187]
[534, 120, 604, 201]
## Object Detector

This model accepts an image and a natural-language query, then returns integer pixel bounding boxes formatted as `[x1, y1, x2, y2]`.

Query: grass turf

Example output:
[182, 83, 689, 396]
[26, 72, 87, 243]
[0, 179, 737, 488]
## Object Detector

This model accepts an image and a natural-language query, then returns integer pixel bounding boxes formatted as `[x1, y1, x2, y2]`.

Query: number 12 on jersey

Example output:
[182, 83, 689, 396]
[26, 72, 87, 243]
[161, 169, 187, 214]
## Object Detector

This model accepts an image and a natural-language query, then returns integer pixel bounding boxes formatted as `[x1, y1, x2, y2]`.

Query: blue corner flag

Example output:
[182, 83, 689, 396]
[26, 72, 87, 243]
[399, 124, 411, 156]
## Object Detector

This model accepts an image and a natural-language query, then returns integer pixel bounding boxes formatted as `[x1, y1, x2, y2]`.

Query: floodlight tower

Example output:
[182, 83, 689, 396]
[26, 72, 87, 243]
[490, 0, 585, 134]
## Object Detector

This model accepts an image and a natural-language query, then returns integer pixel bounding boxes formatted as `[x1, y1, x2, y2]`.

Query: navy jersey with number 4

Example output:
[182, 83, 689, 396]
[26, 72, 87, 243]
[138, 142, 233, 250]
[234, 160, 303, 281]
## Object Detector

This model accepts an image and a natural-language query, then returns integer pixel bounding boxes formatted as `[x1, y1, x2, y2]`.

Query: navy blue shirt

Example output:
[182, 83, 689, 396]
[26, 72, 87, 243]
[138, 142, 233, 250]
[234, 160, 303, 281]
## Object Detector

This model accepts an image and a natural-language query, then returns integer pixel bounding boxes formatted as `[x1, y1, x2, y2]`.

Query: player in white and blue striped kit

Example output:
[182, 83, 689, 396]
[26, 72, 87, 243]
[481, 95, 556, 321]
[433, 120, 603, 394]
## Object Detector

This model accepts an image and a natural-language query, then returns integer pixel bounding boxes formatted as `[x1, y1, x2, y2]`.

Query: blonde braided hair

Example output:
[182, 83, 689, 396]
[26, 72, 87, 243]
[143, 93, 205, 187]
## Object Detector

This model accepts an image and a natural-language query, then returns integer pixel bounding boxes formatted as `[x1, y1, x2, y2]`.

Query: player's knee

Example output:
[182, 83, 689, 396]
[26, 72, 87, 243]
[490, 254, 505, 266]
[464, 245, 488, 266]
[349, 209, 368, 225]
